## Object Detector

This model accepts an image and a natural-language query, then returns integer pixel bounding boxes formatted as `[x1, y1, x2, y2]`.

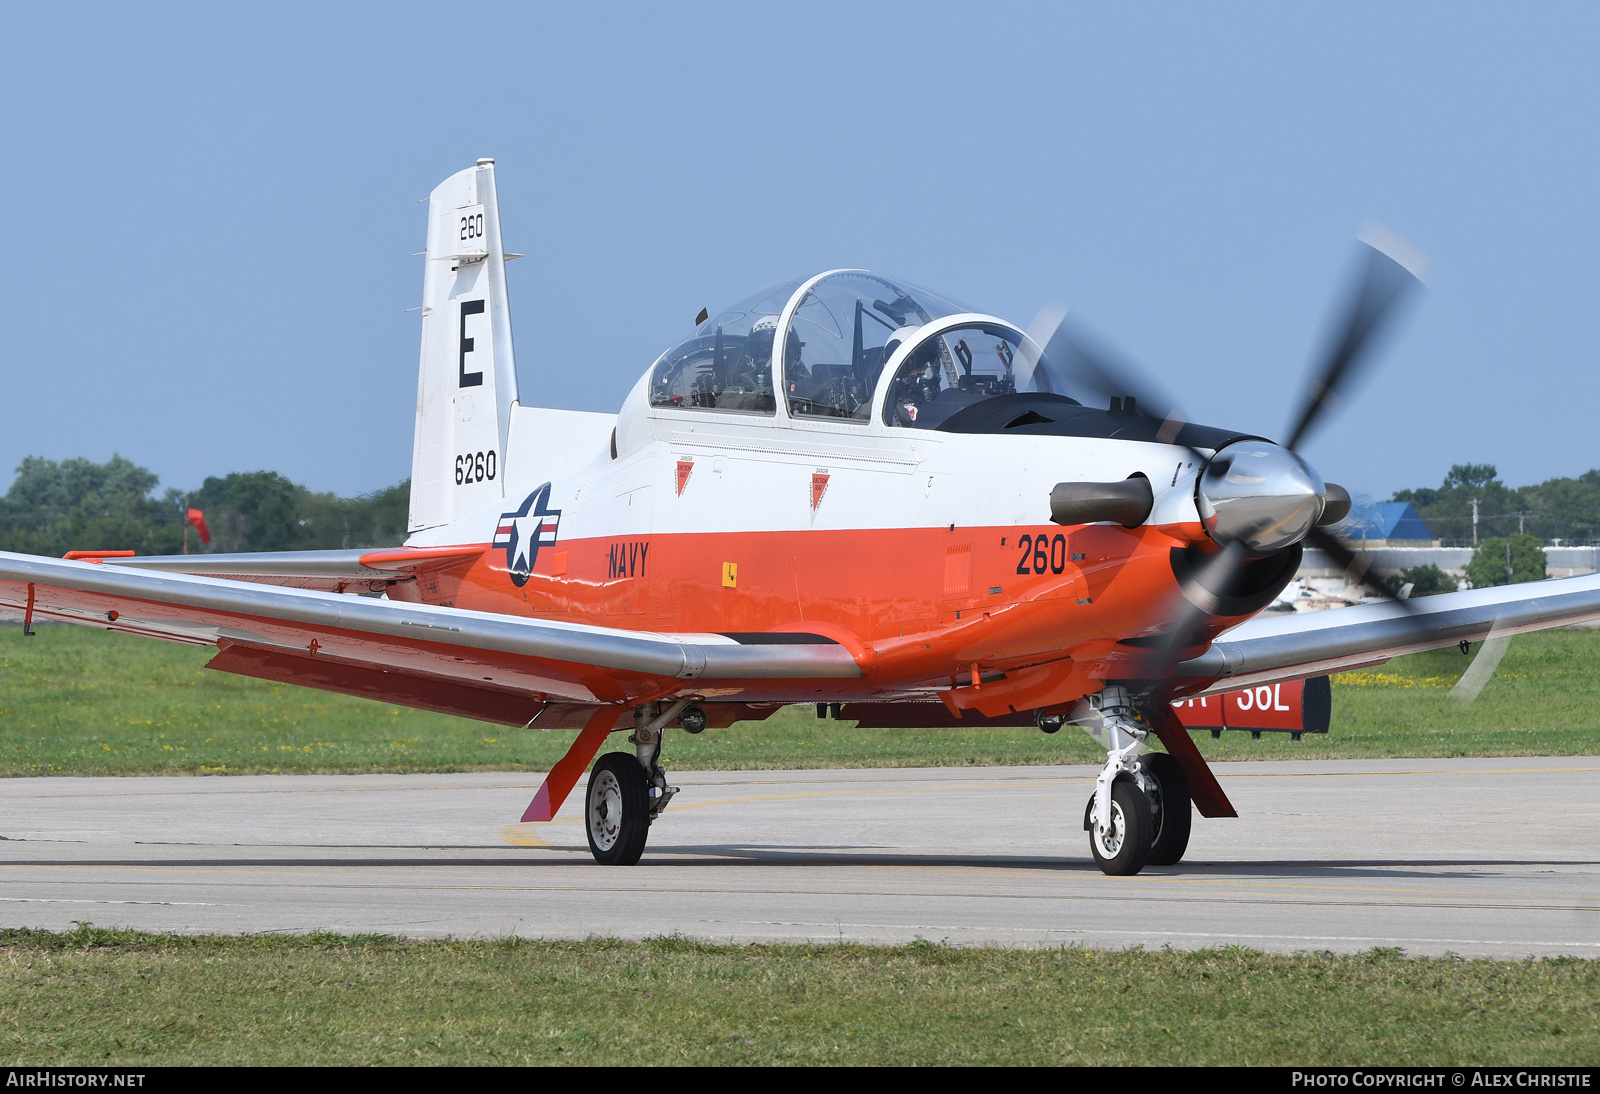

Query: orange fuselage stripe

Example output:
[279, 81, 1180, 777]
[395, 522, 1228, 691]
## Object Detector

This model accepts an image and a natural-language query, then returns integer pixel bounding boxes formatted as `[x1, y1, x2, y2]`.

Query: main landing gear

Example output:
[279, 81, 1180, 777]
[585, 701, 687, 866]
[1074, 686, 1193, 876]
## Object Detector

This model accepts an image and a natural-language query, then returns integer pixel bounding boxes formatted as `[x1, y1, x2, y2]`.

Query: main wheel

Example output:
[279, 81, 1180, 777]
[1142, 752, 1192, 866]
[1088, 776, 1153, 876]
[585, 752, 650, 866]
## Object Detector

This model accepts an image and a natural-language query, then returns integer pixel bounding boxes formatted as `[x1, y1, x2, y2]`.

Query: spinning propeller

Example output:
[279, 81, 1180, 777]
[1034, 223, 1432, 682]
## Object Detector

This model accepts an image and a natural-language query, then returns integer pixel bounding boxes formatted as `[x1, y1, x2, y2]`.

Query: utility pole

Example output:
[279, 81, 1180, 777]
[1508, 511, 1532, 536]
[1472, 497, 1480, 546]
[1506, 539, 1514, 585]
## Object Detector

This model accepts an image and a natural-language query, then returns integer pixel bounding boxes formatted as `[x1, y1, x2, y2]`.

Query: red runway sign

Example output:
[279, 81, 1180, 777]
[1172, 677, 1330, 735]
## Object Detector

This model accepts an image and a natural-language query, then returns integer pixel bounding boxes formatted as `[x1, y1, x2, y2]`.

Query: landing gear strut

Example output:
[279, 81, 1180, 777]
[584, 700, 688, 865]
[1073, 686, 1193, 876]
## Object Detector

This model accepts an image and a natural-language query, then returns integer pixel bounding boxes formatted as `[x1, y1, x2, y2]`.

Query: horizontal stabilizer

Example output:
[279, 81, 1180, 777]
[103, 546, 485, 594]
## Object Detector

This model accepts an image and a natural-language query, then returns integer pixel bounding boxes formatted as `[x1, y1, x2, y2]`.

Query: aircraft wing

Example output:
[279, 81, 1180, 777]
[0, 551, 861, 727]
[1179, 572, 1600, 693]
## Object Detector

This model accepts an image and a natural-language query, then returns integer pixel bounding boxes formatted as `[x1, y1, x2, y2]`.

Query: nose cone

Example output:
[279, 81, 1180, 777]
[1197, 440, 1326, 554]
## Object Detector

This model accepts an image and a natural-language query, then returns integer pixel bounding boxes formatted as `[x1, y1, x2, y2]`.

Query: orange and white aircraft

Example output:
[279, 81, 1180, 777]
[6, 160, 1599, 875]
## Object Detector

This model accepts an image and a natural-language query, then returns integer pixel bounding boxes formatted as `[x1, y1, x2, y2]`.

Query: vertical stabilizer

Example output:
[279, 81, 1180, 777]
[409, 159, 520, 532]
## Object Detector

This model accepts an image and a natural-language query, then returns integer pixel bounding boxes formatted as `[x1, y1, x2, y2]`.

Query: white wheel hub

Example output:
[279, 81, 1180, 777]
[1094, 797, 1126, 857]
[589, 770, 623, 852]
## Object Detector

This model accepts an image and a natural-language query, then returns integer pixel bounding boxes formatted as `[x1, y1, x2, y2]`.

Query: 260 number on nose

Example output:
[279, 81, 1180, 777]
[1015, 533, 1069, 575]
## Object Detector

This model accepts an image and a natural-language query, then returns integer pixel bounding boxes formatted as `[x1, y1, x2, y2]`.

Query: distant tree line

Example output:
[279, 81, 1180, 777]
[0, 455, 409, 557]
[1391, 463, 1600, 546]
[1400, 534, 1548, 597]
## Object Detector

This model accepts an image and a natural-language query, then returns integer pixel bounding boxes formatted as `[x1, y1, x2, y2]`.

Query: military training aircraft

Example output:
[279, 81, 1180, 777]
[5, 159, 1598, 876]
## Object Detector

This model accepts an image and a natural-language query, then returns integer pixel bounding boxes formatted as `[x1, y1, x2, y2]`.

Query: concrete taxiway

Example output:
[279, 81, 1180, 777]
[1, 758, 1596, 958]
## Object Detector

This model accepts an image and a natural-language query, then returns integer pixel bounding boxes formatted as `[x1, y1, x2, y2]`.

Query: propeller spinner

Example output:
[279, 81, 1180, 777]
[1195, 439, 1325, 555]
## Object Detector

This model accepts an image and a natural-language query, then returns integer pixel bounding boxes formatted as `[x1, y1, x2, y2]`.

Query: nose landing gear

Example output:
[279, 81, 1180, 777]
[1073, 686, 1194, 876]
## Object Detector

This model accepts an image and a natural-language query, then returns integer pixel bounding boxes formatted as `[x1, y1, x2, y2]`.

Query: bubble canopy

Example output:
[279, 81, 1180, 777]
[646, 272, 1073, 427]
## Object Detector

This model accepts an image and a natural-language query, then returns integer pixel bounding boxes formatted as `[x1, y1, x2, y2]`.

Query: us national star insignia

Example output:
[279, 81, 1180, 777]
[493, 482, 562, 587]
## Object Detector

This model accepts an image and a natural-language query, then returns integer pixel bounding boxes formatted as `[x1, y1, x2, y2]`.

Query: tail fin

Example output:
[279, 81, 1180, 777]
[409, 159, 520, 533]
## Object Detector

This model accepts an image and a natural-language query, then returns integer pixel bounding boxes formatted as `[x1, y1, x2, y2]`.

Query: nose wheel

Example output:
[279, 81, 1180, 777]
[1071, 686, 1197, 876]
[585, 752, 650, 865]
[1085, 777, 1152, 875]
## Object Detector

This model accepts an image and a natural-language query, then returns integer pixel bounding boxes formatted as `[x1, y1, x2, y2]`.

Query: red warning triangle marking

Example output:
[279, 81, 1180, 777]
[810, 472, 830, 511]
[676, 460, 693, 496]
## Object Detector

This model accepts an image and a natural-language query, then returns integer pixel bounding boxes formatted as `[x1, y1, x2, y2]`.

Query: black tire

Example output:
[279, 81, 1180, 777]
[1088, 776, 1152, 876]
[1142, 752, 1192, 866]
[585, 752, 650, 866]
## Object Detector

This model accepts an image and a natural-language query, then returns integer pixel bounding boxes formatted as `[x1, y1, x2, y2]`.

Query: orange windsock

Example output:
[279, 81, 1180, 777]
[186, 508, 211, 545]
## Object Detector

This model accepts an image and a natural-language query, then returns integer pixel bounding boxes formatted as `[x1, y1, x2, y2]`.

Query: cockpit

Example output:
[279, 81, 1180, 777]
[645, 270, 1081, 431]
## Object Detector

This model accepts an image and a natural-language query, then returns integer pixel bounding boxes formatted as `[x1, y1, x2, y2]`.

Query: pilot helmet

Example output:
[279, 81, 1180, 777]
[746, 314, 801, 368]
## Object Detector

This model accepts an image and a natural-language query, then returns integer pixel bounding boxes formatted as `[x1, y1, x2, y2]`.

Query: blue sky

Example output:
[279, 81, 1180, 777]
[1, 2, 1595, 500]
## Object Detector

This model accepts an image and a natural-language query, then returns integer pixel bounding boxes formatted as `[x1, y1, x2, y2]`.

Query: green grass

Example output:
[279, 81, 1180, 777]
[1313, 631, 1600, 758]
[4, 624, 1600, 777]
[2, 928, 1594, 1066]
